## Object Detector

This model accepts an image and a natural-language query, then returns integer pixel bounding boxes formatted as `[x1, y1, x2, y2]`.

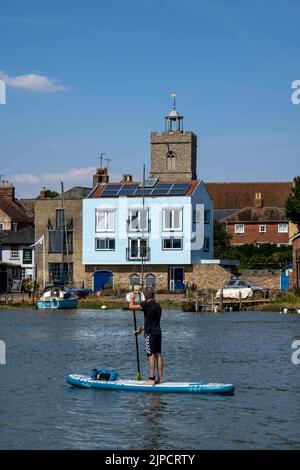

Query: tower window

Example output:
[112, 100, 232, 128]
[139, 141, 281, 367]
[166, 151, 176, 171]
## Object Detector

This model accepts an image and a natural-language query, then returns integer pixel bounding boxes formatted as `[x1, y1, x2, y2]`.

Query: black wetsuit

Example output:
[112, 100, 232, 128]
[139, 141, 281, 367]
[140, 300, 162, 355]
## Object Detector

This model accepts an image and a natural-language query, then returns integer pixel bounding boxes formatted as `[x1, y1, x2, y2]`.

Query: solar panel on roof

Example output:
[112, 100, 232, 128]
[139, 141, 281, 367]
[134, 188, 154, 196]
[167, 183, 190, 196]
[118, 184, 139, 196]
[101, 185, 123, 197]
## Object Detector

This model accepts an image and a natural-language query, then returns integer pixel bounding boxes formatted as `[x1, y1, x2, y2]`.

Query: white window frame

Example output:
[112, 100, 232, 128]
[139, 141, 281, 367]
[278, 223, 288, 233]
[95, 209, 115, 233]
[235, 224, 245, 234]
[128, 208, 149, 232]
[128, 237, 148, 259]
[10, 250, 20, 260]
[95, 238, 115, 251]
[162, 207, 183, 232]
[162, 237, 183, 250]
[259, 224, 266, 233]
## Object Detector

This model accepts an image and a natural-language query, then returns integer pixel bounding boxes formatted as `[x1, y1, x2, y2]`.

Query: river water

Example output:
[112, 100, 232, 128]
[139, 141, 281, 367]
[0, 308, 299, 450]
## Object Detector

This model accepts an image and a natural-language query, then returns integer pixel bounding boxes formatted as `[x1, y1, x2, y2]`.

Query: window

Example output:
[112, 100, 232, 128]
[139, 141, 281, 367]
[0, 223, 4, 230]
[127, 238, 149, 260]
[48, 262, 73, 284]
[193, 209, 201, 224]
[128, 209, 148, 232]
[145, 274, 156, 288]
[96, 209, 115, 232]
[56, 209, 65, 228]
[48, 230, 73, 253]
[12, 222, 18, 232]
[129, 274, 141, 287]
[278, 223, 288, 233]
[95, 238, 115, 251]
[204, 237, 210, 252]
[163, 208, 182, 231]
[259, 225, 266, 233]
[10, 250, 20, 259]
[204, 209, 210, 224]
[235, 224, 245, 234]
[162, 237, 183, 250]
[166, 151, 176, 171]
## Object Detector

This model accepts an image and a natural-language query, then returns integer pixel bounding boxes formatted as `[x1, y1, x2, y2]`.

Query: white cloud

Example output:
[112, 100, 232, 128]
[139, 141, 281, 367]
[8, 167, 121, 198]
[0, 71, 69, 92]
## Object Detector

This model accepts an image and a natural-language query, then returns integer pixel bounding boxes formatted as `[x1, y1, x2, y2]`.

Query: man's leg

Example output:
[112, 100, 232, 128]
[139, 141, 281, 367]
[144, 354, 155, 385]
[155, 353, 163, 383]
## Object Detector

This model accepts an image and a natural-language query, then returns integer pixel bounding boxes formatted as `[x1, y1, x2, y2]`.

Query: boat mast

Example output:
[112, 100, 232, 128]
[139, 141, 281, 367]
[61, 181, 65, 285]
[141, 164, 146, 289]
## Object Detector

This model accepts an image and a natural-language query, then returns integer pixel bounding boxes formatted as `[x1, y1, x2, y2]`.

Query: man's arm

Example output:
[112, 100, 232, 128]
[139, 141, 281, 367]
[129, 293, 142, 311]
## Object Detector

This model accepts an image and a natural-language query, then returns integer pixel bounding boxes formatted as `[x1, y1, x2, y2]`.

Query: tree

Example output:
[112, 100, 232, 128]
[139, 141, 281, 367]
[44, 189, 59, 199]
[213, 220, 232, 258]
[285, 176, 300, 230]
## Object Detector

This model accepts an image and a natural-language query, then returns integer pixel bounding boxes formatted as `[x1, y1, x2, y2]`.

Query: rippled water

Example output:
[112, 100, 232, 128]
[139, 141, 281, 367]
[0, 308, 299, 450]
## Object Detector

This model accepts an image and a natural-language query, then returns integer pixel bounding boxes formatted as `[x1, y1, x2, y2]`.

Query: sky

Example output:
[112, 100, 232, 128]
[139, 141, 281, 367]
[0, 0, 299, 198]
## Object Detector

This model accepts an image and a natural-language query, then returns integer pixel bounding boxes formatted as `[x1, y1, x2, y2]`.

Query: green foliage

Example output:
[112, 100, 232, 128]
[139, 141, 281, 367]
[285, 176, 300, 228]
[45, 189, 59, 198]
[213, 220, 232, 258]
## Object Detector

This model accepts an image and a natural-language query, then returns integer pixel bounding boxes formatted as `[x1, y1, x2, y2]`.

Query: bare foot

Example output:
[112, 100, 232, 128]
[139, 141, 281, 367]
[144, 379, 155, 385]
[155, 380, 163, 384]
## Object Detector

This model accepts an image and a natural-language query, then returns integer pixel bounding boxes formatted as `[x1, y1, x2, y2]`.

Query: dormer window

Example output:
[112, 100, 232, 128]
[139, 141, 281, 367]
[12, 222, 18, 232]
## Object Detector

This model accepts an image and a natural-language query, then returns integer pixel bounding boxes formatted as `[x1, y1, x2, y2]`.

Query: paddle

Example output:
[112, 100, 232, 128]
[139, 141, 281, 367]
[133, 309, 142, 380]
[131, 292, 142, 381]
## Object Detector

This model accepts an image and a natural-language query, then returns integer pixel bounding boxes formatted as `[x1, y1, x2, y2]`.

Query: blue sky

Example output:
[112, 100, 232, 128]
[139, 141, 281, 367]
[0, 0, 299, 197]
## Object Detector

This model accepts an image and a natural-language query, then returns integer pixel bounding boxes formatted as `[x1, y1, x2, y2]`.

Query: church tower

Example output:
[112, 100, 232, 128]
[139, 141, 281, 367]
[150, 94, 197, 181]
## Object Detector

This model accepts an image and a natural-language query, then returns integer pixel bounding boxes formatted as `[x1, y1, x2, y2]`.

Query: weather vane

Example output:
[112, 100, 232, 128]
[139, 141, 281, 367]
[171, 92, 176, 109]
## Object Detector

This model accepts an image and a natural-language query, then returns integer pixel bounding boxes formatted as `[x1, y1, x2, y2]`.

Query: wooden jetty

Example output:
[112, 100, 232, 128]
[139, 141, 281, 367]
[182, 291, 273, 312]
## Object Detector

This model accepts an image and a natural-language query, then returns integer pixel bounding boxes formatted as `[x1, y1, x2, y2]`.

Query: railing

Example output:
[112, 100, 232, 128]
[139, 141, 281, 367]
[126, 247, 151, 261]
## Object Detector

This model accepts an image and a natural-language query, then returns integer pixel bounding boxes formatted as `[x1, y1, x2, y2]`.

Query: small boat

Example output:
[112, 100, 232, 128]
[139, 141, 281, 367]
[70, 288, 91, 299]
[37, 285, 78, 309]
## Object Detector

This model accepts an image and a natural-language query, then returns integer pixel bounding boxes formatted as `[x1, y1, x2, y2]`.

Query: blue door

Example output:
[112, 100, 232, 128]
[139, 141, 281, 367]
[93, 271, 113, 292]
[280, 272, 290, 291]
[171, 267, 184, 290]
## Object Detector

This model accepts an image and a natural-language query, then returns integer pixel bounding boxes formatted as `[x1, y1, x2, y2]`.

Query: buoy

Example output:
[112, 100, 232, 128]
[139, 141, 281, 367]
[297, 309, 300, 314]
[101, 305, 107, 310]
[283, 308, 288, 314]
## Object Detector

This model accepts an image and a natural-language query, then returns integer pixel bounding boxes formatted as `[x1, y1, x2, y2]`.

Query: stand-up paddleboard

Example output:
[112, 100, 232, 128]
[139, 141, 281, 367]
[66, 374, 235, 394]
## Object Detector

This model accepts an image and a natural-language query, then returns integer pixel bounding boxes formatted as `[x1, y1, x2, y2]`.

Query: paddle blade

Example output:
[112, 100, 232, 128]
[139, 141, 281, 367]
[135, 372, 142, 381]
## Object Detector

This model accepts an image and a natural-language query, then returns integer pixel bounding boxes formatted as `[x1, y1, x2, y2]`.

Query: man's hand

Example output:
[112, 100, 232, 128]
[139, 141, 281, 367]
[134, 326, 144, 336]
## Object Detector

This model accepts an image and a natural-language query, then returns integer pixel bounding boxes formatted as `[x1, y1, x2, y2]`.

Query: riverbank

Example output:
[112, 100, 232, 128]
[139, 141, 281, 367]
[1, 292, 300, 313]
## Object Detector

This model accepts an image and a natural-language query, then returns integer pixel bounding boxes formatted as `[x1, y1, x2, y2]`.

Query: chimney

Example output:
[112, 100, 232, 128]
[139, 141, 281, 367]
[122, 174, 133, 182]
[254, 192, 263, 209]
[93, 167, 109, 186]
[0, 180, 15, 200]
[40, 186, 47, 199]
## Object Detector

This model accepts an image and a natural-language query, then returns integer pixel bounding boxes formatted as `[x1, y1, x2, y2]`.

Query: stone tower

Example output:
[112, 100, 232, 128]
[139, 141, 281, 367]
[150, 94, 197, 181]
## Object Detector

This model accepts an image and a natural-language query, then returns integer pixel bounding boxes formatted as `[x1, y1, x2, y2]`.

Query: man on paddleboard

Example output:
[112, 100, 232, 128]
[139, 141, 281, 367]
[129, 289, 163, 385]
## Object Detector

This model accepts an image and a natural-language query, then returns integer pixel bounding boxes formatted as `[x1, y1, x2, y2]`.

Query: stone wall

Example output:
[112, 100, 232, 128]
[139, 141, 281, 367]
[0, 207, 11, 230]
[85, 264, 169, 291]
[150, 131, 197, 181]
[35, 199, 85, 287]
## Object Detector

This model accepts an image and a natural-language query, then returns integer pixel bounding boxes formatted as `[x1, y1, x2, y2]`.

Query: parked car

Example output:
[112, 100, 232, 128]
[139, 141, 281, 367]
[222, 279, 269, 297]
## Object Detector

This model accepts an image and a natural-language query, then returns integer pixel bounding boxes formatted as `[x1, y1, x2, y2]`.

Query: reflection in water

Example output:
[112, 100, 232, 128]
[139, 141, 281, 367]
[140, 395, 168, 449]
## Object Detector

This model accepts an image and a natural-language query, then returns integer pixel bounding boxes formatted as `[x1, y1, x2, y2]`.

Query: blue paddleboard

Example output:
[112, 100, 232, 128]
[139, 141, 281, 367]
[66, 374, 235, 394]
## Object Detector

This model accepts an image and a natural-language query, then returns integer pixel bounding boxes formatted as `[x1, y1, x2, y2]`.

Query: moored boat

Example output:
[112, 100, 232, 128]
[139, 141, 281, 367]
[37, 285, 78, 309]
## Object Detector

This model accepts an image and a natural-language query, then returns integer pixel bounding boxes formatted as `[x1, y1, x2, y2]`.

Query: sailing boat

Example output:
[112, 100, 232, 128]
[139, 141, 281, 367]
[37, 182, 78, 309]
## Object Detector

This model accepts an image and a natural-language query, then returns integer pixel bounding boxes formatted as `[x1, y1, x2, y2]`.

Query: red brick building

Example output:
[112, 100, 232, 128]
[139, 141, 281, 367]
[206, 182, 293, 246]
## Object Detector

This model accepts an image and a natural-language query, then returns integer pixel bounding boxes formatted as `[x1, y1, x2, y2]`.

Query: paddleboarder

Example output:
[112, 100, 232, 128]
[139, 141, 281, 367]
[129, 288, 163, 385]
